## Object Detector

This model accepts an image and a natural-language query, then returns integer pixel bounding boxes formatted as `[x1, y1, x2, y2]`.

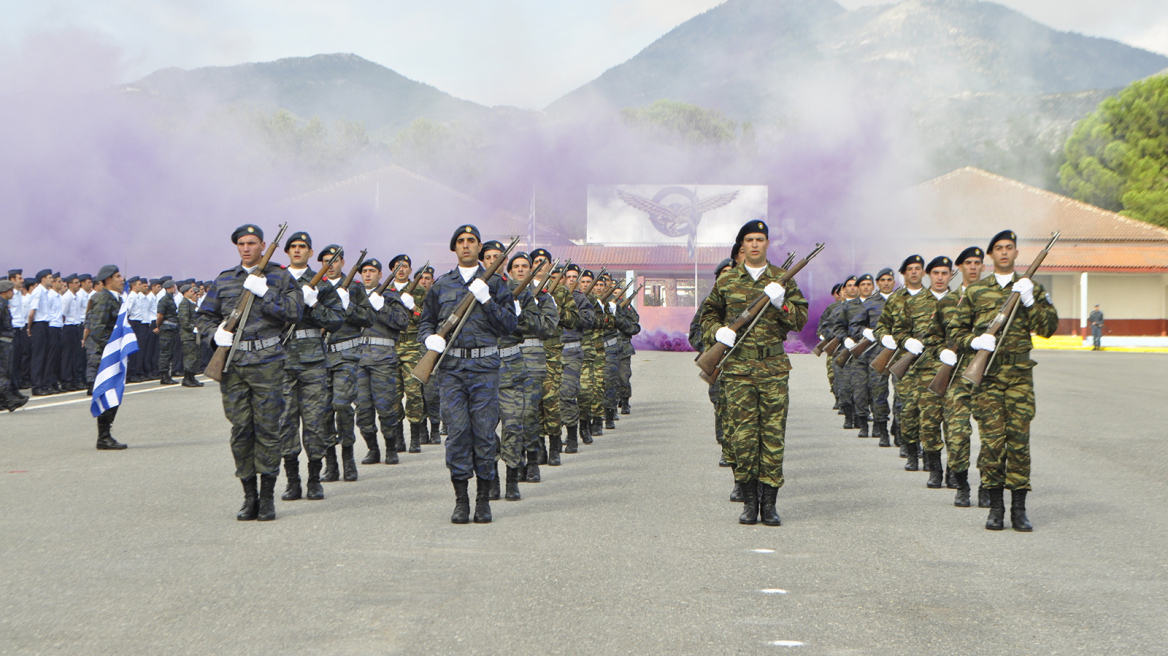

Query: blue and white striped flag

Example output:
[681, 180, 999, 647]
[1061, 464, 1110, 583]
[90, 283, 139, 418]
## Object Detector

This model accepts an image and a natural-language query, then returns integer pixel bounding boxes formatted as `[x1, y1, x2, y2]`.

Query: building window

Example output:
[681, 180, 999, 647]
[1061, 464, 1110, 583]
[644, 277, 699, 307]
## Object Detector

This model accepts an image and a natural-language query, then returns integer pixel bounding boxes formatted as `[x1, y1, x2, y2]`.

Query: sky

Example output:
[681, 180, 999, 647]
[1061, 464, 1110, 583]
[4, 0, 1167, 109]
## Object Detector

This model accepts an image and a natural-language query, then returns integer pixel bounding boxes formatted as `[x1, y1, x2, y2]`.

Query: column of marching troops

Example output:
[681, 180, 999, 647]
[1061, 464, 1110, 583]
[0, 223, 643, 524]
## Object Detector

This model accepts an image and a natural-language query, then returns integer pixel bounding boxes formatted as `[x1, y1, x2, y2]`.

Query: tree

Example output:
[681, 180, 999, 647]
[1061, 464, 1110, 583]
[1060, 74, 1168, 227]
[620, 100, 738, 146]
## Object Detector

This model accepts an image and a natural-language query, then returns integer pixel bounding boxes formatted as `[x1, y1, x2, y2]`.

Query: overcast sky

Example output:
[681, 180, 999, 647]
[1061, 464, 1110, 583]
[4, 0, 1167, 108]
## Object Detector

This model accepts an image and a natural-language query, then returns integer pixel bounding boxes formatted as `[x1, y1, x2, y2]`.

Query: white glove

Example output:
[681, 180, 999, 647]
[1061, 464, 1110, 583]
[715, 326, 736, 347]
[513, 300, 522, 315]
[400, 293, 415, 310]
[881, 334, 897, 350]
[368, 292, 385, 311]
[764, 282, 786, 308]
[608, 301, 617, 314]
[1013, 278, 1035, 307]
[844, 338, 856, 349]
[971, 333, 996, 352]
[214, 322, 234, 347]
[424, 334, 446, 353]
[863, 328, 875, 342]
[301, 285, 318, 308]
[904, 338, 924, 355]
[939, 349, 958, 366]
[336, 287, 350, 310]
[243, 275, 269, 298]
[469, 278, 490, 304]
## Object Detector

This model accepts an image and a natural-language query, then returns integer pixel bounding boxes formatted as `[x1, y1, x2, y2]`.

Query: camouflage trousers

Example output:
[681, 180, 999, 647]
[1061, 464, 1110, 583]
[0, 340, 11, 390]
[722, 371, 790, 488]
[588, 341, 605, 419]
[578, 341, 598, 421]
[85, 344, 102, 387]
[867, 359, 890, 422]
[278, 364, 332, 462]
[559, 344, 583, 426]
[540, 343, 564, 436]
[709, 379, 735, 467]
[441, 367, 499, 481]
[424, 368, 441, 423]
[841, 357, 869, 416]
[181, 337, 199, 375]
[158, 327, 179, 375]
[326, 359, 360, 447]
[603, 340, 621, 411]
[943, 374, 975, 473]
[619, 354, 632, 402]
[899, 366, 945, 452]
[972, 365, 1035, 491]
[831, 359, 843, 405]
[498, 356, 542, 468]
[220, 359, 285, 479]
[357, 359, 400, 440]
[825, 354, 835, 393]
[393, 342, 425, 424]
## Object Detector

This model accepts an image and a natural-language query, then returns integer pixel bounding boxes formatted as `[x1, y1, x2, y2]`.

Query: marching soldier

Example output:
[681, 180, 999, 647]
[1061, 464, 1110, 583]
[532, 249, 577, 466]
[689, 258, 739, 500]
[585, 272, 607, 438]
[816, 284, 843, 408]
[952, 230, 1058, 531]
[854, 269, 896, 445]
[385, 254, 430, 452]
[177, 283, 203, 387]
[699, 220, 808, 527]
[937, 246, 984, 507]
[828, 276, 859, 429]
[840, 274, 875, 436]
[615, 283, 640, 415]
[277, 232, 345, 501]
[574, 269, 599, 445]
[560, 265, 591, 454]
[597, 275, 633, 430]
[85, 265, 128, 448]
[873, 255, 925, 460]
[196, 224, 304, 521]
[418, 225, 518, 524]
[156, 279, 181, 385]
[356, 258, 411, 474]
[417, 265, 442, 443]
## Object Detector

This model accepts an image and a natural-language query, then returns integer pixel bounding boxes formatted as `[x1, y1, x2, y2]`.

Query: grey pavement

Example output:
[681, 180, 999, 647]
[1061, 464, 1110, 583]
[1, 350, 1165, 655]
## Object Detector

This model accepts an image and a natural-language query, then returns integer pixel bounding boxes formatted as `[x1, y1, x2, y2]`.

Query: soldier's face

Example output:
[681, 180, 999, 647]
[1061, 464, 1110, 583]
[594, 279, 608, 295]
[509, 259, 531, 281]
[929, 267, 952, 291]
[992, 242, 1017, 273]
[395, 263, 411, 281]
[903, 263, 924, 286]
[328, 257, 344, 279]
[419, 273, 433, 289]
[1, 289, 12, 300]
[70, 280, 82, 293]
[482, 249, 502, 269]
[107, 273, 124, 290]
[185, 290, 197, 301]
[81, 280, 93, 292]
[456, 235, 481, 266]
[10, 274, 22, 287]
[859, 280, 873, 297]
[236, 235, 265, 267]
[566, 271, 578, 286]
[579, 276, 592, 290]
[361, 267, 381, 288]
[959, 257, 984, 284]
[742, 233, 768, 266]
[876, 275, 894, 294]
[287, 242, 312, 267]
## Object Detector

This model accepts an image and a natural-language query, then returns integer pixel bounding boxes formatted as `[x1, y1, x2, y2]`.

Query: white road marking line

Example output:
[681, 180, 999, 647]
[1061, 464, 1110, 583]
[768, 641, 804, 647]
[12, 379, 209, 413]
[752, 548, 775, 553]
[760, 589, 787, 594]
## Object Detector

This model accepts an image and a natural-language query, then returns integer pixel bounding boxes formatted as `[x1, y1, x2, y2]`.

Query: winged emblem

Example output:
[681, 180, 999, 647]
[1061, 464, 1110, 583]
[615, 187, 740, 257]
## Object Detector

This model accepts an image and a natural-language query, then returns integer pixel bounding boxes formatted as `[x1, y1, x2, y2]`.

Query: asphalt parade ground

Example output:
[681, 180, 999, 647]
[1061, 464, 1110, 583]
[2, 350, 1166, 655]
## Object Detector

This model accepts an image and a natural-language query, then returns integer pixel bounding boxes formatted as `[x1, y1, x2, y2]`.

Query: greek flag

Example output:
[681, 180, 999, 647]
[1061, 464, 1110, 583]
[90, 284, 139, 417]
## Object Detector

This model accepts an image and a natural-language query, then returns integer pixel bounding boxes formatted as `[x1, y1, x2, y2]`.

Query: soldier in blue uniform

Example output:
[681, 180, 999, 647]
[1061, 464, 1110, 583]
[418, 225, 517, 524]
[851, 268, 896, 445]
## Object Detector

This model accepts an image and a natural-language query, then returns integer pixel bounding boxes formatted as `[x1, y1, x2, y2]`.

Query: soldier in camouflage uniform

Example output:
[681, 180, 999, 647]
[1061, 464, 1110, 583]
[690, 258, 740, 501]
[197, 224, 304, 522]
[588, 275, 610, 437]
[177, 283, 202, 387]
[816, 284, 843, 408]
[892, 256, 953, 481]
[0, 280, 28, 412]
[356, 258, 411, 474]
[597, 275, 633, 430]
[86, 265, 127, 449]
[415, 266, 442, 443]
[318, 246, 374, 480]
[873, 255, 925, 457]
[532, 250, 577, 466]
[574, 269, 601, 444]
[560, 265, 592, 454]
[276, 232, 345, 502]
[952, 230, 1058, 532]
[827, 276, 860, 429]
[385, 254, 430, 453]
[615, 284, 640, 415]
[156, 280, 181, 385]
[699, 221, 808, 527]
[937, 246, 985, 507]
[852, 269, 895, 445]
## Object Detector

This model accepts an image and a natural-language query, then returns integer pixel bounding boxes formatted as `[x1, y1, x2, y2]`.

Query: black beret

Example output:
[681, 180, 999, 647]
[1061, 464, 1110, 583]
[843, 275, 857, 285]
[956, 246, 984, 265]
[317, 245, 342, 262]
[181, 279, 195, 285]
[450, 224, 481, 251]
[388, 254, 411, 270]
[419, 265, 434, 275]
[565, 264, 581, 274]
[162, 280, 176, 290]
[8, 269, 22, 277]
[926, 256, 953, 272]
[231, 224, 263, 244]
[876, 268, 894, 280]
[179, 283, 193, 293]
[580, 269, 595, 279]
[735, 220, 769, 245]
[96, 265, 119, 282]
[857, 273, 873, 284]
[507, 252, 531, 271]
[478, 240, 505, 261]
[530, 248, 551, 262]
[127, 276, 140, 285]
[730, 243, 741, 262]
[148, 278, 160, 286]
[35, 269, 52, 281]
[0, 280, 14, 294]
[360, 258, 382, 272]
[899, 254, 925, 274]
[78, 274, 92, 282]
[284, 231, 312, 251]
[831, 283, 842, 295]
[714, 258, 734, 277]
[160, 275, 172, 282]
[988, 230, 1017, 253]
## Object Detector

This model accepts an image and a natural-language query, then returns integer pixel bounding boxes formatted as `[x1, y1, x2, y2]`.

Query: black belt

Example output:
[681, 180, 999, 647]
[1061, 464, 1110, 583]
[447, 346, 498, 359]
[737, 345, 785, 359]
[992, 351, 1032, 367]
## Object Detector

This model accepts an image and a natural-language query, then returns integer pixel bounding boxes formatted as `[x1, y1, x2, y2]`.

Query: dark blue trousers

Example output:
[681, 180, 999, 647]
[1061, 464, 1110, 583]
[441, 367, 499, 481]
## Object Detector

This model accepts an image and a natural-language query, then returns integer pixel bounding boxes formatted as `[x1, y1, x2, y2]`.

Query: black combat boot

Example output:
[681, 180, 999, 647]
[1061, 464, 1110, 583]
[384, 432, 399, 464]
[281, 456, 302, 501]
[1010, 489, 1033, 532]
[341, 445, 358, 481]
[898, 442, 909, 459]
[945, 468, 956, 489]
[394, 421, 407, 453]
[841, 404, 854, 429]
[985, 488, 1005, 530]
[564, 424, 579, 454]
[718, 454, 729, 467]
[429, 419, 441, 444]
[505, 466, 521, 500]
[473, 477, 492, 523]
[875, 421, 890, 447]
[605, 408, 616, 430]
[160, 373, 178, 385]
[489, 462, 501, 500]
[730, 481, 743, 502]
[526, 450, 541, 483]
[5, 392, 28, 412]
[758, 483, 781, 527]
[856, 415, 869, 437]
[591, 417, 603, 437]
[953, 470, 970, 508]
[95, 410, 127, 450]
[322, 446, 340, 482]
[361, 432, 380, 465]
[921, 448, 933, 471]
[738, 480, 759, 525]
[580, 419, 593, 445]
[305, 459, 325, 500]
[548, 432, 562, 466]
[257, 474, 277, 521]
[926, 452, 944, 488]
[891, 418, 901, 446]
[904, 442, 919, 471]
[451, 479, 471, 524]
[408, 422, 422, 453]
[181, 373, 203, 387]
[236, 476, 259, 521]
[620, 398, 630, 415]
[978, 485, 991, 509]
[537, 436, 548, 464]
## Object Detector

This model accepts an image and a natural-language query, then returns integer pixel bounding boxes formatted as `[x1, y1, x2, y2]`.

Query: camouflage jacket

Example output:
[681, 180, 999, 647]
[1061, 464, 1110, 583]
[284, 267, 345, 370]
[893, 288, 950, 374]
[829, 297, 865, 342]
[178, 297, 197, 339]
[618, 303, 640, 356]
[0, 296, 12, 339]
[951, 272, 1058, 372]
[322, 277, 374, 363]
[196, 262, 304, 366]
[698, 262, 809, 376]
[157, 292, 179, 329]
[541, 284, 577, 347]
[936, 286, 972, 360]
[360, 286, 410, 366]
[565, 289, 596, 344]
[599, 297, 634, 341]
[815, 300, 840, 341]
[417, 266, 517, 373]
[85, 290, 121, 350]
[501, 280, 557, 375]
[388, 279, 424, 352]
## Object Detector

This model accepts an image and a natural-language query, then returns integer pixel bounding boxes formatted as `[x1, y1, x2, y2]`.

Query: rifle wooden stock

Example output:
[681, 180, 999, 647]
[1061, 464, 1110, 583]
[812, 335, 831, 357]
[887, 350, 918, 380]
[205, 223, 289, 382]
[412, 237, 520, 384]
[822, 337, 841, 356]
[307, 247, 344, 289]
[339, 249, 368, 291]
[870, 345, 897, 374]
[927, 352, 963, 396]
[961, 231, 1060, 386]
[580, 267, 607, 296]
[833, 341, 853, 366]
[695, 243, 825, 381]
[849, 337, 873, 357]
[619, 283, 642, 310]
